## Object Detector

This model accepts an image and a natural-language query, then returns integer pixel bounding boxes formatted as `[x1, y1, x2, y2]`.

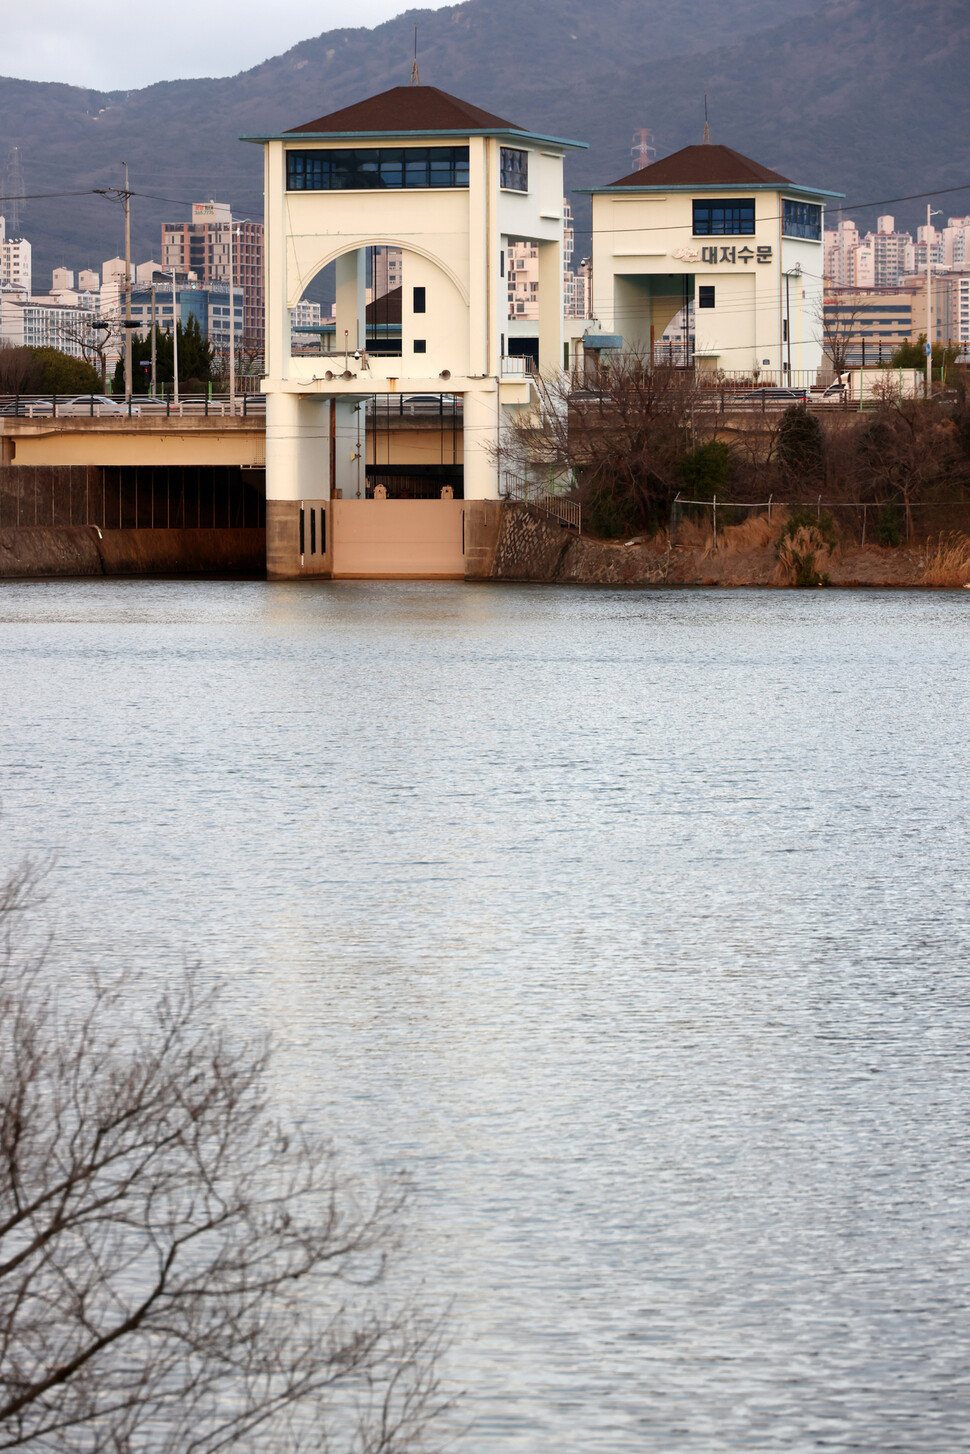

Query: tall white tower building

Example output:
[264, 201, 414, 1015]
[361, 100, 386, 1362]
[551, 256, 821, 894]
[245, 85, 584, 578]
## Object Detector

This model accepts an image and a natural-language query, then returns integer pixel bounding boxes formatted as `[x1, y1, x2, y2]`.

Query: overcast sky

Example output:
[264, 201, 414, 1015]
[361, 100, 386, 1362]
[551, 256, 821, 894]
[3, 1, 453, 91]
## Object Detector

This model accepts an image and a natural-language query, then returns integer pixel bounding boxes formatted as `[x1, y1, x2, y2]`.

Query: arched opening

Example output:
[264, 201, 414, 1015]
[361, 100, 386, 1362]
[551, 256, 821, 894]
[291, 241, 467, 376]
[291, 246, 409, 361]
[289, 243, 466, 498]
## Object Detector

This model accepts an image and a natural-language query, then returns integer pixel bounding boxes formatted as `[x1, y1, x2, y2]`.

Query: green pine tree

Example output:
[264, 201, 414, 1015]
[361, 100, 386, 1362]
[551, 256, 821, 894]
[112, 320, 214, 394]
[777, 404, 824, 486]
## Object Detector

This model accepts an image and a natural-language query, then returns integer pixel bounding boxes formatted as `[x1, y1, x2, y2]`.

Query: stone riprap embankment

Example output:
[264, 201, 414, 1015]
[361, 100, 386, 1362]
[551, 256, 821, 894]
[485, 504, 954, 588]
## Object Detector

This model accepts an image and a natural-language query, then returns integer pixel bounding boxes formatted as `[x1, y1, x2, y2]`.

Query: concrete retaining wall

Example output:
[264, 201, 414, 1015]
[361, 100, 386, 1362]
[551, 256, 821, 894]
[0, 528, 265, 579]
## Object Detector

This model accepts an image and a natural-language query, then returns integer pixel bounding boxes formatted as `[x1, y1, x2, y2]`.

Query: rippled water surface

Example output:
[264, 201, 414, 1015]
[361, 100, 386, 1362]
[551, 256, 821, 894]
[2, 580, 969, 1452]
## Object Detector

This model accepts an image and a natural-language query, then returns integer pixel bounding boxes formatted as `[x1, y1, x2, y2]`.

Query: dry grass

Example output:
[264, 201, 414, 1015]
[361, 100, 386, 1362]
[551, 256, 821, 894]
[718, 511, 782, 553]
[773, 524, 836, 586]
[919, 532, 970, 587]
[674, 509, 784, 557]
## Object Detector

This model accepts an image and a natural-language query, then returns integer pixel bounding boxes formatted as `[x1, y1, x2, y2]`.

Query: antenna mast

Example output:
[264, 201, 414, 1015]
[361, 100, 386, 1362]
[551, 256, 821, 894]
[411, 26, 420, 85]
[2, 146, 25, 235]
[702, 95, 711, 144]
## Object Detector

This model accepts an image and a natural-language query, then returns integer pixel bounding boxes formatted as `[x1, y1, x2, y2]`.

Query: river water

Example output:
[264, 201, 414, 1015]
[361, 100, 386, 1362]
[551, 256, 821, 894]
[2, 580, 969, 1452]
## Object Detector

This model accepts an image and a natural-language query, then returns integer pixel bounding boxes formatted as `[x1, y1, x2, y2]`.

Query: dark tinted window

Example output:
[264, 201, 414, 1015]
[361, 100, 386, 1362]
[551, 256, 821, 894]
[413, 339, 427, 354]
[693, 199, 755, 235]
[698, 286, 715, 308]
[287, 147, 470, 191]
[413, 287, 426, 314]
[782, 199, 822, 240]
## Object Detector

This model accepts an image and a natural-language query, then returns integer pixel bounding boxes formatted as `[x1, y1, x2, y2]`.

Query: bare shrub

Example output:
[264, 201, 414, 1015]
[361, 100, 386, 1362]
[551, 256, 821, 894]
[501, 357, 699, 537]
[857, 401, 960, 541]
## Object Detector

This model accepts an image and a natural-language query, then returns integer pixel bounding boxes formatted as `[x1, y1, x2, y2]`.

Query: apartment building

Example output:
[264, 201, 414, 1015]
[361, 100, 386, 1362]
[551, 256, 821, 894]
[507, 199, 590, 320]
[0, 292, 95, 356]
[870, 217, 912, 287]
[943, 217, 970, 269]
[0, 215, 31, 295]
[824, 213, 970, 297]
[290, 298, 324, 350]
[120, 279, 244, 351]
[825, 216, 913, 289]
[949, 272, 970, 348]
[370, 245, 402, 301]
[910, 224, 946, 276]
[507, 239, 539, 318]
[161, 202, 263, 343]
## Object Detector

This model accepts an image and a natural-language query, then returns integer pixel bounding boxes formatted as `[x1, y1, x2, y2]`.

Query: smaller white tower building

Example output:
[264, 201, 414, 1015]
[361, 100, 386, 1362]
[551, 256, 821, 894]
[581, 143, 840, 382]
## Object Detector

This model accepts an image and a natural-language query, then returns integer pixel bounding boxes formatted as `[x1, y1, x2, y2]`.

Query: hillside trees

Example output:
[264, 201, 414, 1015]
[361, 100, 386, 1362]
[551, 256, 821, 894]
[0, 860, 447, 1454]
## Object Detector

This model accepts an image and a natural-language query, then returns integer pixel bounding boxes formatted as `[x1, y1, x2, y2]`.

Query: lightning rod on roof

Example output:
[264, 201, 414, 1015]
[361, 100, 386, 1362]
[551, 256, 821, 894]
[703, 94, 711, 144]
[411, 25, 420, 85]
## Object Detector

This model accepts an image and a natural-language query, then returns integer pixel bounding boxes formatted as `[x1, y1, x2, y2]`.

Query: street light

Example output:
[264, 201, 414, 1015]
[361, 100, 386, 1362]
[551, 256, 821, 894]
[227, 219, 237, 416]
[171, 268, 180, 407]
[926, 204, 943, 398]
[226, 213, 257, 416]
[783, 264, 801, 382]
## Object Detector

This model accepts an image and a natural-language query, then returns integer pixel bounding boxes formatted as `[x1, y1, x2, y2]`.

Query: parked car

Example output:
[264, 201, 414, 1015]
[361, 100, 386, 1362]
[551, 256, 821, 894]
[0, 397, 58, 416]
[62, 394, 139, 416]
[369, 394, 461, 414]
[402, 394, 461, 412]
[728, 386, 809, 404]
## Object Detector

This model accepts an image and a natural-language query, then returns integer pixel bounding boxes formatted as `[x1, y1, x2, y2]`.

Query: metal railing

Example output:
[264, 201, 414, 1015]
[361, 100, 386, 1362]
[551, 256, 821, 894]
[0, 394, 266, 419]
[501, 472, 581, 532]
[501, 355, 537, 377]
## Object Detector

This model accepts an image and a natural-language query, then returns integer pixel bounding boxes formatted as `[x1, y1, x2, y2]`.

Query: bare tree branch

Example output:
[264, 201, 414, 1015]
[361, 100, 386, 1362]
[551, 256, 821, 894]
[0, 866, 450, 1454]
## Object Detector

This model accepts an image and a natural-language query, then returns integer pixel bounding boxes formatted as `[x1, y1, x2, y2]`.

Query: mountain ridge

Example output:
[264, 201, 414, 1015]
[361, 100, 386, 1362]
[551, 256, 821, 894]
[0, 0, 965, 291]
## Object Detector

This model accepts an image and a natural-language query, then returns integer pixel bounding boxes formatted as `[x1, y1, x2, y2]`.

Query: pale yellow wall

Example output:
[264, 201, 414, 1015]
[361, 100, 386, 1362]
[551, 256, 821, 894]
[693, 272, 755, 360]
[368, 423, 463, 467]
[498, 151, 564, 241]
[7, 429, 266, 467]
[286, 188, 471, 311]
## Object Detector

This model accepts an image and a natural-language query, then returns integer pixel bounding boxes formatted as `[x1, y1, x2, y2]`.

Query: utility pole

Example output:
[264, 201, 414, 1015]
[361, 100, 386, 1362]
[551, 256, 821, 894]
[150, 282, 157, 396]
[171, 268, 180, 406]
[227, 216, 236, 415]
[123, 162, 132, 402]
[926, 203, 943, 398]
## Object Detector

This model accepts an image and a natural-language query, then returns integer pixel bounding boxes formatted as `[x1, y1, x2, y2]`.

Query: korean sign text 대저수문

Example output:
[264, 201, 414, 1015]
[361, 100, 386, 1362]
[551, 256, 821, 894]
[698, 245, 773, 265]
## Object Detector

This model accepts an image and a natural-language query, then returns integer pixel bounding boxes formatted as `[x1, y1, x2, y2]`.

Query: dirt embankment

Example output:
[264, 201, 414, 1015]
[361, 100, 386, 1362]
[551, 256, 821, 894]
[489, 505, 970, 588]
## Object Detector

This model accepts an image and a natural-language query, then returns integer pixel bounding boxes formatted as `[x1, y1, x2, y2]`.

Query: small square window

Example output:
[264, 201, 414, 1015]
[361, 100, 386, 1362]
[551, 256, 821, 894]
[413, 286, 426, 314]
[413, 339, 427, 353]
[698, 286, 715, 308]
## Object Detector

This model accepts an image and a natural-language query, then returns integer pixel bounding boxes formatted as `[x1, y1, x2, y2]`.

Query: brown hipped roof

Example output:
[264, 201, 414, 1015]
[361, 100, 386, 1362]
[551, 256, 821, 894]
[607, 143, 791, 188]
[288, 85, 521, 136]
[366, 286, 401, 326]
